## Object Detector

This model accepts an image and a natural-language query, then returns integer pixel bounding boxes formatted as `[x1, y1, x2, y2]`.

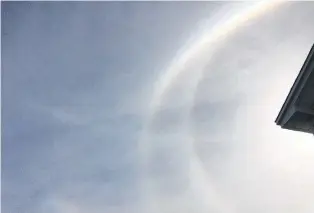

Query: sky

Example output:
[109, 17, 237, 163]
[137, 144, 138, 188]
[2, 2, 314, 213]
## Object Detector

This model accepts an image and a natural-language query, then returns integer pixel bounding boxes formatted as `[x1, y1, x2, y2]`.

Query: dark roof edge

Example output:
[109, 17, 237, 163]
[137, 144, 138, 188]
[275, 43, 314, 125]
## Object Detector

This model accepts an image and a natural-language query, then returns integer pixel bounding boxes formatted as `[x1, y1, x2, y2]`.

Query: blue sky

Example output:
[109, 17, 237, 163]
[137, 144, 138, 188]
[2, 2, 314, 213]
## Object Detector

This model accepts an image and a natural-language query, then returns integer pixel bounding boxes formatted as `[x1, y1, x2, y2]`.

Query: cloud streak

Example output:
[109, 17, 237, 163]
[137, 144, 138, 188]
[2, 2, 314, 213]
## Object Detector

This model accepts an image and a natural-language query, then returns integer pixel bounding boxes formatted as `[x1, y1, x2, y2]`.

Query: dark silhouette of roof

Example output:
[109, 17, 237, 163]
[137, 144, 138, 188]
[275, 44, 314, 134]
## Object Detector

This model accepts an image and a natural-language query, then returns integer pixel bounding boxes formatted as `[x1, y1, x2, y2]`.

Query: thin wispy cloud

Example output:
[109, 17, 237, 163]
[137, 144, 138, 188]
[2, 2, 314, 213]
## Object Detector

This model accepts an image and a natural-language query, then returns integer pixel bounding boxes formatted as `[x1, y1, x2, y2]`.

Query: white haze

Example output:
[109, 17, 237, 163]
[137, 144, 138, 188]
[139, 2, 314, 213]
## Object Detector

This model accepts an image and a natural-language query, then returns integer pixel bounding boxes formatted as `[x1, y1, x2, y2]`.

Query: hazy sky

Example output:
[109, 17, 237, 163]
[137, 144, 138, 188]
[2, 2, 314, 213]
